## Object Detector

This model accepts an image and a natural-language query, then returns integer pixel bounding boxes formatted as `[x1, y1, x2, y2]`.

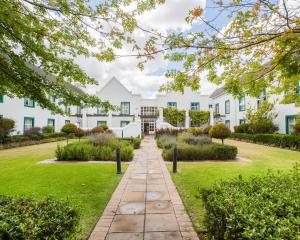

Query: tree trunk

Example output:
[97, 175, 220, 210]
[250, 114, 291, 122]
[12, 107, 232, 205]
[222, 139, 224, 144]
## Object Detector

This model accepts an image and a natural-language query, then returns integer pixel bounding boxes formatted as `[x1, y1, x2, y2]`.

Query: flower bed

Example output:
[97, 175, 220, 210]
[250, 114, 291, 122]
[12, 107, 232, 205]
[201, 166, 300, 239]
[0, 195, 79, 239]
[230, 133, 300, 150]
[157, 132, 237, 161]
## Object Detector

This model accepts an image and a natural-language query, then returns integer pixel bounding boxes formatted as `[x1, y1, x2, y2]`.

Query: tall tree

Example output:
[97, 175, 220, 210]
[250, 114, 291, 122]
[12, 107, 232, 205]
[135, 0, 300, 103]
[0, 0, 164, 113]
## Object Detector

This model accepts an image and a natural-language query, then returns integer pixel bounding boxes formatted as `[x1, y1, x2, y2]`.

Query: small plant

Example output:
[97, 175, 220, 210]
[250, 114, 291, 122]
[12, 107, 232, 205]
[0, 118, 15, 143]
[75, 128, 85, 141]
[188, 127, 204, 136]
[203, 125, 212, 135]
[209, 123, 231, 144]
[156, 134, 177, 149]
[234, 123, 250, 133]
[92, 132, 118, 148]
[91, 125, 105, 134]
[178, 132, 212, 145]
[24, 127, 41, 136]
[61, 123, 78, 144]
[42, 125, 54, 133]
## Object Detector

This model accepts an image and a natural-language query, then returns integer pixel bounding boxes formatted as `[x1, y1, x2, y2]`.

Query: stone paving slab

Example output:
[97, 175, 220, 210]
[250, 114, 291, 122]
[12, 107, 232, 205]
[89, 136, 199, 240]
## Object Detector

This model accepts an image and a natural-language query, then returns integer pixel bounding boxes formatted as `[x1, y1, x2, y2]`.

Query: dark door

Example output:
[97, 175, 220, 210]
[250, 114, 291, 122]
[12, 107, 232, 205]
[144, 123, 149, 135]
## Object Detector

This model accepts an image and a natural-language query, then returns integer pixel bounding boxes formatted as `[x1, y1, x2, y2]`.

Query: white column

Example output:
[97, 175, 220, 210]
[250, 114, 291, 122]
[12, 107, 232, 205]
[158, 107, 163, 122]
[185, 110, 189, 128]
[210, 108, 214, 126]
[108, 111, 113, 128]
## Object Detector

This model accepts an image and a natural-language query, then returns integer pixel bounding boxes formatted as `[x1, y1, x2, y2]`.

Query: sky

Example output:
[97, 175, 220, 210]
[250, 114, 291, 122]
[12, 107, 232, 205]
[74, 0, 231, 98]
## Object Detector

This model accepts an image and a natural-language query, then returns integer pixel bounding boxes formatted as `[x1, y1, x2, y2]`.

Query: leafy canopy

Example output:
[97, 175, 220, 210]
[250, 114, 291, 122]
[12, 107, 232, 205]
[0, 0, 164, 113]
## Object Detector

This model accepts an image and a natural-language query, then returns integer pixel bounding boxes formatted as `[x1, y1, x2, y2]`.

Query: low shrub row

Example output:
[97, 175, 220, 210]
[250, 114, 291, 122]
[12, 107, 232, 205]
[178, 132, 212, 145]
[155, 128, 186, 138]
[202, 166, 300, 239]
[56, 141, 133, 161]
[156, 135, 177, 149]
[162, 143, 237, 161]
[0, 195, 79, 239]
[2, 132, 67, 144]
[230, 133, 300, 150]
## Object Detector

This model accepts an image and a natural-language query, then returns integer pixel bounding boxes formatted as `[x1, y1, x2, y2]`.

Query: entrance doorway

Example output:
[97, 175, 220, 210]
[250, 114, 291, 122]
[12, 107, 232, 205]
[142, 119, 156, 135]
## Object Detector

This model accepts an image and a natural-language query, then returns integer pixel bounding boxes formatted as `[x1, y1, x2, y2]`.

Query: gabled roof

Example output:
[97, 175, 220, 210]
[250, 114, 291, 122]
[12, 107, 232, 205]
[97, 76, 141, 97]
[209, 86, 227, 99]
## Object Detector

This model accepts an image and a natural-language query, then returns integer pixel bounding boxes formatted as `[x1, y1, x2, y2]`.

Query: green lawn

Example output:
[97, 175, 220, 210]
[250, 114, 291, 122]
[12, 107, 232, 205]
[169, 139, 300, 234]
[0, 140, 125, 238]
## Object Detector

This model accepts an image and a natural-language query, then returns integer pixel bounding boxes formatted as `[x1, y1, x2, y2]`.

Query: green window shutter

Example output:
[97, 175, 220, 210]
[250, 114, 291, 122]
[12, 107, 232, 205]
[0, 95, 3, 103]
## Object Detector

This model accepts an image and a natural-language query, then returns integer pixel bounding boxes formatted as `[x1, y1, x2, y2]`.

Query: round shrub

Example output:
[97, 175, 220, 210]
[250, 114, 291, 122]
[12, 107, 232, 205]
[203, 125, 212, 134]
[234, 123, 250, 133]
[0, 195, 79, 239]
[91, 125, 105, 134]
[61, 123, 78, 135]
[209, 123, 231, 144]
[75, 128, 85, 140]
[42, 125, 54, 133]
[293, 118, 300, 135]
[101, 124, 109, 131]
[188, 127, 204, 136]
[0, 118, 15, 143]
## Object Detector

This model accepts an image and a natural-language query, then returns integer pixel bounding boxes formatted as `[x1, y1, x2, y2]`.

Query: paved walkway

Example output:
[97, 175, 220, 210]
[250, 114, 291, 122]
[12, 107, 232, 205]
[89, 136, 199, 240]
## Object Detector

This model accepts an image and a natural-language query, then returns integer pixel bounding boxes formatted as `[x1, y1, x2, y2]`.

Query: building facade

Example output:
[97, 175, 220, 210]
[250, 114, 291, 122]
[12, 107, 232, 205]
[1, 77, 299, 137]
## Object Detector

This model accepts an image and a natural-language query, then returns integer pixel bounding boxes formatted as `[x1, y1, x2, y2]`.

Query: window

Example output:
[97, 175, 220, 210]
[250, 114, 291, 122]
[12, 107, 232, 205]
[225, 120, 230, 128]
[120, 102, 130, 115]
[120, 121, 130, 127]
[167, 102, 177, 109]
[141, 107, 157, 116]
[65, 106, 71, 115]
[209, 104, 213, 109]
[239, 96, 246, 111]
[0, 95, 3, 103]
[47, 119, 55, 128]
[239, 119, 246, 125]
[76, 106, 82, 114]
[225, 100, 230, 114]
[215, 103, 219, 114]
[97, 106, 107, 115]
[97, 121, 107, 126]
[286, 115, 296, 134]
[65, 120, 70, 124]
[48, 95, 55, 103]
[24, 117, 34, 132]
[24, 98, 35, 108]
[257, 89, 266, 106]
[0, 115, 3, 119]
[190, 102, 200, 110]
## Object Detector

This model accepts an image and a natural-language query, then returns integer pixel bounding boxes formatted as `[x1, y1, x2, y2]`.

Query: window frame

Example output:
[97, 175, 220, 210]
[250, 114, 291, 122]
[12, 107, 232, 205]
[47, 118, 55, 128]
[225, 120, 230, 128]
[190, 102, 200, 111]
[215, 103, 219, 114]
[65, 120, 70, 124]
[0, 95, 3, 103]
[239, 119, 246, 125]
[120, 102, 130, 115]
[120, 120, 130, 127]
[239, 96, 246, 112]
[225, 100, 230, 114]
[24, 98, 35, 108]
[24, 117, 34, 132]
[167, 102, 177, 109]
[97, 121, 107, 126]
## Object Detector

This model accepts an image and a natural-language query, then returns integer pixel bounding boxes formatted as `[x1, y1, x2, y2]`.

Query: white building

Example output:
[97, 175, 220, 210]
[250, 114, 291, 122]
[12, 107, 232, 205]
[0, 77, 299, 137]
[209, 87, 300, 134]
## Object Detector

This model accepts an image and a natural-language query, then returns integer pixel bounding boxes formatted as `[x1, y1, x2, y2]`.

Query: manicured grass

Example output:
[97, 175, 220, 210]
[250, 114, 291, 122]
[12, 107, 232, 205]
[0, 140, 126, 238]
[169, 139, 300, 235]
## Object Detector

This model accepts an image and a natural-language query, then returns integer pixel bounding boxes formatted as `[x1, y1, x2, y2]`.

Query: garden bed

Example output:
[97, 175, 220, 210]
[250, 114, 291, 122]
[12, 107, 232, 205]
[230, 133, 300, 150]
[156, 131, 237, 161]
[56, 133, 140, 161]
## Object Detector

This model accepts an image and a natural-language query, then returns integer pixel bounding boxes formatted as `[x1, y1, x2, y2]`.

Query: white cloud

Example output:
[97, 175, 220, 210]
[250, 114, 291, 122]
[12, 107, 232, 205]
[76, 0, 214, 99]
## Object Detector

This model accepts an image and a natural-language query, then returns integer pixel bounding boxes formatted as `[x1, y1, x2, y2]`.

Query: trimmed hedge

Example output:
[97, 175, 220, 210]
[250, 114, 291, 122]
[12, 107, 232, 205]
[120, 137, 142, 149]
[155, 128, 186, 138]
[230, 133, 300, 150]
[202, 166, 300, 239]
[162, 143, 237, 161]
[0, 195, 79, 239]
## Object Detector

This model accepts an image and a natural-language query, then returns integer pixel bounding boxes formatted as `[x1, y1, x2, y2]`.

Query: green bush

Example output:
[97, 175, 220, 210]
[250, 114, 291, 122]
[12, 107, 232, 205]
[201, 166, 300, 239]
[163, 108, 185, 127]
[0, 118, 15, 143]
[209, 123, 231, 144]
[94, 146, 114, 161]
[42, 125, 54, 133]
[189, 110, 209, 127]
[294, 117, 300, 134]
[61, 123, 78, 135]
[91, 125, 105, 134]
[0, 195, 79, 239]
[120, 137, 142, 149]
[162, 143, 237, 161]
[178, 132, 212, 145]
[156, 135, 177, 149]
[249, 120, 278, 134]
[188, 127, 204, 136]
[155, 128, 185, 138]
[203, 125, 212, 134]
[231, 133, 300, 150]
[92, 132, 118, 148]
[75, 128, 85, 140]
[234, 123, 250, 133]
[120, 145, 134, 161]
[56, 142, 93, 161]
